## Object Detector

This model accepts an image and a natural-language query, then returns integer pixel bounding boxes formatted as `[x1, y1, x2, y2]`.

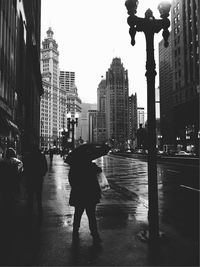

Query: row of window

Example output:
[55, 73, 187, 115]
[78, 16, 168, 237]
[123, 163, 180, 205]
[174, 24, 181, 35]
[173, 2, 180, 14]
[0, 2, 17, 106]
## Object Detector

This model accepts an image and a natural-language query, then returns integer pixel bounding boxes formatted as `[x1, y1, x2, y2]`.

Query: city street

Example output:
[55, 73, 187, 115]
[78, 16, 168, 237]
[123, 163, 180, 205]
[0, 154, 198, 266]
[104, 154, 199, 240]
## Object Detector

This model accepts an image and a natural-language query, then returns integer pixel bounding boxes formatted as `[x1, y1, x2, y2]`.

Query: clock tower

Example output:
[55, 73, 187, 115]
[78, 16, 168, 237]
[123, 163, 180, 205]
[40, 27, 60, 149]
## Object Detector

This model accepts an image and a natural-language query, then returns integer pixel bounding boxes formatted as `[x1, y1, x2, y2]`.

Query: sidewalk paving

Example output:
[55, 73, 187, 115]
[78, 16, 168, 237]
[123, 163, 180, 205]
[0, 155, 198, 266]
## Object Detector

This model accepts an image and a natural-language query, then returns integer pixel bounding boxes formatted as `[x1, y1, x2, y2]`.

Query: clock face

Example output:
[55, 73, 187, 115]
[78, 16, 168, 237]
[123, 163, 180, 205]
[43, 52, 49, 58]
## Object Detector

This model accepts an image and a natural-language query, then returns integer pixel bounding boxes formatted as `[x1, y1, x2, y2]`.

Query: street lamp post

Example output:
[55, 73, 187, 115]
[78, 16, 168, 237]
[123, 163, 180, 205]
[125, 0, 171, 242]
[67, 112, 79, 150]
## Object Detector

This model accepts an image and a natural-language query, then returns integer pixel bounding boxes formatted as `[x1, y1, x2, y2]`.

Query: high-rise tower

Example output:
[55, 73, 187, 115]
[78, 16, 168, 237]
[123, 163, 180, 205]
[159, 37, 173, 144]
[105, 58, 129, 147]
[128, 93, 138, 148]
[60, 71, 75, 93]
[159, 0, 199, 152]
[40, 27, 60, 149]
[96, 77, 106, 143]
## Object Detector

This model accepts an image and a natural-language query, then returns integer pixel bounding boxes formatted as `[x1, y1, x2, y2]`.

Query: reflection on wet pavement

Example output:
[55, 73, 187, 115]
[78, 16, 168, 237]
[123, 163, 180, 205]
[96, 156, 149, 224]
[96, 155, 198, 240]
[44, 154, 198, 250]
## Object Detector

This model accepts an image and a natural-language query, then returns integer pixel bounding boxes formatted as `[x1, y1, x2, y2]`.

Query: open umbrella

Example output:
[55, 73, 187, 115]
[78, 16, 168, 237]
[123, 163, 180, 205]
[65, 143, 110, 165]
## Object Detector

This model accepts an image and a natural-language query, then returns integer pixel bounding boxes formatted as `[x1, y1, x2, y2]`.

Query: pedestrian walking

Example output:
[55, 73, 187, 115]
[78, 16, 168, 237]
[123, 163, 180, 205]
[68, 159, 103, 245]
[0, 147, 23, 211]
[49, 147, 54, 162]
[23, 144, 47, 216]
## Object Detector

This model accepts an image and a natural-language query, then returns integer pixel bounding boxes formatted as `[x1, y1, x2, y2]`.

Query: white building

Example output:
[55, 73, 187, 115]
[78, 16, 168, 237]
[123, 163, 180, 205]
[40, 27, 60, 149]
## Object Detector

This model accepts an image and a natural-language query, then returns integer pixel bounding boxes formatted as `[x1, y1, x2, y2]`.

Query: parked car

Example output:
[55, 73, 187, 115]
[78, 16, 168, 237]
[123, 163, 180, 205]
[135, 149, 143, 154]
[175, 150, 192, 156]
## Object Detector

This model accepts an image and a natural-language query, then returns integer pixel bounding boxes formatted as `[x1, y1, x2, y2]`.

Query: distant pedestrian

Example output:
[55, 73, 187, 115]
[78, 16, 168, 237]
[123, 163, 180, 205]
[49, 148, 54, 162]
[23, 144, 47, 215]
[68, 159, 102, 245]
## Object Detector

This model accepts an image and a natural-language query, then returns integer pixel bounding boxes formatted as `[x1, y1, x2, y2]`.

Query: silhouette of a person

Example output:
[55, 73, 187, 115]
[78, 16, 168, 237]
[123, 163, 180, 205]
[0, 147, 22, 210]
[68, 160, 102, 245]
[23, 144, 47, 215]
[49, 148, 54, 162]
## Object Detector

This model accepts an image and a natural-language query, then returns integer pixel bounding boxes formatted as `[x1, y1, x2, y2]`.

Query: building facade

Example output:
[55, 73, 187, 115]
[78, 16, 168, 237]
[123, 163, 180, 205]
[105, 58, 129, 148]
[66, 85, 82, 145]
[96, 77, 106, 143]
[159, 37, 173, 145]
[159, 0, 199, 153]
[128, 93, 138, 149]
[88, 109, 98, 143]
[60, 71, 75, 93]
[0, 0, 42, 155]
[80, 103, 97, 143]
[40, 27, 60, 149]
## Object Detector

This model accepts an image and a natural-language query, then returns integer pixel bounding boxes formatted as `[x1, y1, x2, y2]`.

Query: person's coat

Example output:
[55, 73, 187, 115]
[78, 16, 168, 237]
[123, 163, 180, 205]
[68, 161, 102, 206]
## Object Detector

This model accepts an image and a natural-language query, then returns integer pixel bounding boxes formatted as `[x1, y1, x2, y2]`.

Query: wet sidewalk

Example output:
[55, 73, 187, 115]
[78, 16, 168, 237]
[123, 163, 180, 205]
[0, 155, 198, 266]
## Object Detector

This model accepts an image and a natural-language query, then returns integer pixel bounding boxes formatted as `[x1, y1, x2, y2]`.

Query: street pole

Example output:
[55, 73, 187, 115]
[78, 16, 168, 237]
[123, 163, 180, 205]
[125, 0, 171, 243]
[67, 112, 79, 150]
[71, 122, 75, 150]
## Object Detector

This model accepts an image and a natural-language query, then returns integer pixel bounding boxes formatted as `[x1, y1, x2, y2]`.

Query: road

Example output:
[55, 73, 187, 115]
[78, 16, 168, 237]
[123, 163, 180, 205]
[100, 154, 199, 241]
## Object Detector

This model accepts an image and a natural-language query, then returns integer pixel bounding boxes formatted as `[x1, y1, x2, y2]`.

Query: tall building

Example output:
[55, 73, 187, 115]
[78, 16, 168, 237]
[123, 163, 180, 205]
[137, 107, 145, 128]
[97, 77, 106, 112]
[88, 110, 98, 143]
[0, 1, 20, 152]
[0, 0, 42, 154]
[80, 103, 97, 143]
[159, 0, 199, 153]
[96, 77, 106, 143]
[105, 58, 129, 147]
[60, 71, 75, 93]
[128, 93, 137, 148]
[66, 84, 82, 143]
[40, 27, 60, 149]
[159, 37, 173, 144]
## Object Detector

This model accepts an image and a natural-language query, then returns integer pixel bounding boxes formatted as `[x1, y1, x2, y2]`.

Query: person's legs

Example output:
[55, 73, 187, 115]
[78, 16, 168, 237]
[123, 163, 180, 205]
[73, 205, 84, 232]
[86, 204, 101, 243]
[72, 205, 84, 242]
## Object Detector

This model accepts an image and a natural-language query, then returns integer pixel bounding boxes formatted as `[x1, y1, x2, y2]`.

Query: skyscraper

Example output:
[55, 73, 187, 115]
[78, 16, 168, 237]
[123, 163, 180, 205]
[80, 103, 97, 143]
[96, 77, 106, 143]
[40, 27, 60, 149]
[60, 71, 75, 93]
[159, 37, 173, 144]
[128, 93, 137, 148]
[159, 0, 199, 152]
[105, 58, 129, 147]
[171, 0, 199, 143]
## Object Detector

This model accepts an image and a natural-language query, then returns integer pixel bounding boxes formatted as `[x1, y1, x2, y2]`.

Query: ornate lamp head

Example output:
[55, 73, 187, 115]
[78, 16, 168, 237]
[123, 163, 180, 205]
[125, 0, 139, 15]
[158, 1, 171, 18]
[145, 9, 155, 20]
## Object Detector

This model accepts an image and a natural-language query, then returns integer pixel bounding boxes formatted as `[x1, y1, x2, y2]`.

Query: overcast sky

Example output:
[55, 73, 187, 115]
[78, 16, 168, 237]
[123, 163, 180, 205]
[41, 0, 165, 110]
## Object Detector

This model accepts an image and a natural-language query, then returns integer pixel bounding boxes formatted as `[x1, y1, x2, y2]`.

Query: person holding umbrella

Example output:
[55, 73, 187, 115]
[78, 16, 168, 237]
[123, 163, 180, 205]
[66, 143, 110, 245]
